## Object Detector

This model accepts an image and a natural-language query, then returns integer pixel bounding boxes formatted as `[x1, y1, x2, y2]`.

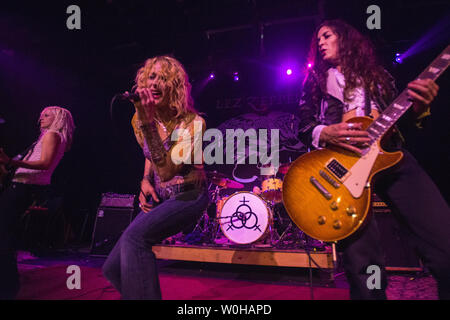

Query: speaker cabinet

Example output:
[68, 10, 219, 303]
[90, 193, 136, 256]
[373, 196, 422, 271]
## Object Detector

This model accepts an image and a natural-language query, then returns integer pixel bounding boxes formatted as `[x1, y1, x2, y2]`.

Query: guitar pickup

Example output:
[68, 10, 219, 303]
[325, 158, 350, 181]
[319, 170, 340, 189]
[310, 176, 332, 200]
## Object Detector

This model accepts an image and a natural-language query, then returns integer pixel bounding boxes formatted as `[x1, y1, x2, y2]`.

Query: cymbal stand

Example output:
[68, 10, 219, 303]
[204, 183, 224, 244]
[275, 222, 304, 249]
[187, 183, 220, 244]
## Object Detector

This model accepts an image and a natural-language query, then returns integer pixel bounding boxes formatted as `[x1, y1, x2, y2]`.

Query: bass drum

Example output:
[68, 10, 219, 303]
[218, 191, 271, 244]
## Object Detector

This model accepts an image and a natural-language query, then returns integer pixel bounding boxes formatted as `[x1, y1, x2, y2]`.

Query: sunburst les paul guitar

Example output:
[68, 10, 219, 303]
[282, 45, 450, 242]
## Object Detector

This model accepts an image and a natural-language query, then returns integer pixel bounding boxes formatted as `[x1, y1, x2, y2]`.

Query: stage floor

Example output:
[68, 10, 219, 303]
[15, 247, 438, 300]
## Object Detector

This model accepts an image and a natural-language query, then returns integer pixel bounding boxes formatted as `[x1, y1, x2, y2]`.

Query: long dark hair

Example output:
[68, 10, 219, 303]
[307, 19, 396, 104]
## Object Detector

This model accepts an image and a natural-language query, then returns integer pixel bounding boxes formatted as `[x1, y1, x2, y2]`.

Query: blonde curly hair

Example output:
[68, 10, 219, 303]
[40, 106, 75, 151]
[133, 55, 197, 120]
[131, 55, 199, 148]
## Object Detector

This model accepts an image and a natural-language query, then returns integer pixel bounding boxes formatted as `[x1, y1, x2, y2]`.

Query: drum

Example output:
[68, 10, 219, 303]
[261, 178, 283, 203]
[218, 192, 271, 244]
[215, 195, 229, 216]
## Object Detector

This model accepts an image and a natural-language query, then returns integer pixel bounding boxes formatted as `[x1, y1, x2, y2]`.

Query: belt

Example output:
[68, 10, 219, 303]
[155, 183, 199, 201]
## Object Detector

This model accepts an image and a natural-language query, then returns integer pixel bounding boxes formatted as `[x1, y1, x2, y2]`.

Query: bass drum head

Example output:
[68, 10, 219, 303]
[219, 192, 270, 244]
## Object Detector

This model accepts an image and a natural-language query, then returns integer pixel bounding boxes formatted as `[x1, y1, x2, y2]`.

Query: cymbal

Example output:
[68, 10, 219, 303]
[223, 178, 244, 189]
[206, 170, 244, 189]
[210, 177, 244, 189]
[278, 163, 291, 174]
[206, 170, 228, 180]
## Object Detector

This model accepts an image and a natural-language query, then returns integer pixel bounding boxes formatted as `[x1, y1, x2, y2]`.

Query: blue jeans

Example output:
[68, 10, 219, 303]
[102, 188, 209, 300]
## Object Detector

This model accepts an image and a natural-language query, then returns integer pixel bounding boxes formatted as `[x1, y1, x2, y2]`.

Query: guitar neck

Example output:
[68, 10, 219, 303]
[366, 45, 450, 142]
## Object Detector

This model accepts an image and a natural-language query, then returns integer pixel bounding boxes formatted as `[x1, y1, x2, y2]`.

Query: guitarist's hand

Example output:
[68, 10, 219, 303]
[319, 122, 371, 155]
[407, 79, 439, 115]
[139, 178, 160, 213]
[0, 148, 11, 165]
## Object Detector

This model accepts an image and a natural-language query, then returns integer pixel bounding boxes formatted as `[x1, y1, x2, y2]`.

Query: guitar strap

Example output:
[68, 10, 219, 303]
[16, 140, 38, 162]
[364, 86, 372, 117]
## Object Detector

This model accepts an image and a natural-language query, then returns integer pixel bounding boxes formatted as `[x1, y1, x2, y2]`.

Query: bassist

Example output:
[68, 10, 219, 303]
[0, 106, 75, 299]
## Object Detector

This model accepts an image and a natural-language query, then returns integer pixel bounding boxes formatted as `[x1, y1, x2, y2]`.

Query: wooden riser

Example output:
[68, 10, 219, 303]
[152, 244, 334, 269]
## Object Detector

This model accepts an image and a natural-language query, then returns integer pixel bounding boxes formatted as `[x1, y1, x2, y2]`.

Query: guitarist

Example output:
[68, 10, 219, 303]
[0, 106, 75, 299]
[298, 19, 450, 299]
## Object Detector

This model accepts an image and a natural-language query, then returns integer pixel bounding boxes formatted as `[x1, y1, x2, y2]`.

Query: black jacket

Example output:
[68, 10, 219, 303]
[297, 70, 405, 151]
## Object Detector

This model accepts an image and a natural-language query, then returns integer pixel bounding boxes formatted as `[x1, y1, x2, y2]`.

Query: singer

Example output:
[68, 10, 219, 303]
[102, 55, 209, 299]
[0, 106, 75, 299]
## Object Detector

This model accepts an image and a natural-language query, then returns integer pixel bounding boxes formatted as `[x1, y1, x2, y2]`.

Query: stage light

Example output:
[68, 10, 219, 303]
[209, 72, 215, 79]
[395, 53, 403, 63]
[286, 68, 293, 76]
[307, 63, 313, 69]
[233, 72, 239, 81]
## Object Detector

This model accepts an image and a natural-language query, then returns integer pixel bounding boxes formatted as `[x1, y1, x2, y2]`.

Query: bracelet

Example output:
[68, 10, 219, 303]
[136, 119, 155, 130]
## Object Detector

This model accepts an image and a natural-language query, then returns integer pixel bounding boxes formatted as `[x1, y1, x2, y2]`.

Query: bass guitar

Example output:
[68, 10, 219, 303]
[0, 141, 37, 193]
[282, 45, 450, 242]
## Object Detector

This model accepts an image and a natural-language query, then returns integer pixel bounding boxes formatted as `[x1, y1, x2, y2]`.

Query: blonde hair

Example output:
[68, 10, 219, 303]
[40, 106, 75, 151]
[133, 55, 197, 120]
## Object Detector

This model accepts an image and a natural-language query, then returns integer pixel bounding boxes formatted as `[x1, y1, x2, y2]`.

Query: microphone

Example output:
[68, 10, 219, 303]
[117, 91, 140, 101]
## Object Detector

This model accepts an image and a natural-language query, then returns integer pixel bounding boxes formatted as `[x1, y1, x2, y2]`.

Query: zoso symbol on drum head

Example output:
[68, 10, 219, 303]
[219, 192, 270, 244]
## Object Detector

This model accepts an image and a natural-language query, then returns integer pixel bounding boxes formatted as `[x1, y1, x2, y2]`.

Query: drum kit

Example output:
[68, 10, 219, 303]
[185, 164, 325, 250]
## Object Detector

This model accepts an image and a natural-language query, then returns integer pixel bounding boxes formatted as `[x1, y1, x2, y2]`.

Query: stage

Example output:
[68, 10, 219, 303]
[15, 246, 438, 300]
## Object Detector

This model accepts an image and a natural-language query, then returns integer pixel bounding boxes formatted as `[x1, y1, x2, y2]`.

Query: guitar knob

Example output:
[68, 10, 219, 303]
[333, 220, 342, 229]
[346, 205, 356, 216]
[318, 216, 326, 225]
[330, 201, 338, 210]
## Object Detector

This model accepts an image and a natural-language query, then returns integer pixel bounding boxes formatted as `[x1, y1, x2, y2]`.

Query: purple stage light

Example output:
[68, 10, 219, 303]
[395, 53, 403, 63]
[233, 72, 239, 81]
[286, 68, 292, 76]
[307, 63, 313, 69]
[209, 73, 215, 79]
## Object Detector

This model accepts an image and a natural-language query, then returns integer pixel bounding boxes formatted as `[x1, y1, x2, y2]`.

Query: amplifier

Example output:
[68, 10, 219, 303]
[372, 194, 422, 270]
[99, 192, 135, 208]
[90, 193, 137, 256]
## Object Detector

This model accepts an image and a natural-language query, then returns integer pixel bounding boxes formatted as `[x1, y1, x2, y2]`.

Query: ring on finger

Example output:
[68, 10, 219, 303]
[345, 137, 351, 142]
[347, 123, 354, 129]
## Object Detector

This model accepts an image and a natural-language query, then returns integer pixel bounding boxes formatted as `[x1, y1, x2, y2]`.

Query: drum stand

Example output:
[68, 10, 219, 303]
[264, 201, 281, 246]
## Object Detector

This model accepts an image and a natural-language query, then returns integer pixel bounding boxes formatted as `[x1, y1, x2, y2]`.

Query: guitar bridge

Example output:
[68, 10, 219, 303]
[319, 170, 340, 189]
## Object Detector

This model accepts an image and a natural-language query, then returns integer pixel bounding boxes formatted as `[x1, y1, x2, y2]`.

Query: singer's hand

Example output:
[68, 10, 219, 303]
[139, 179, 159, 213]
[134, 88, 157, 120]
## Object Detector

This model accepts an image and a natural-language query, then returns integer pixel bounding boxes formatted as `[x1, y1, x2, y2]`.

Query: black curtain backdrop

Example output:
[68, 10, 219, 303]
[0, 0, 448, 243]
